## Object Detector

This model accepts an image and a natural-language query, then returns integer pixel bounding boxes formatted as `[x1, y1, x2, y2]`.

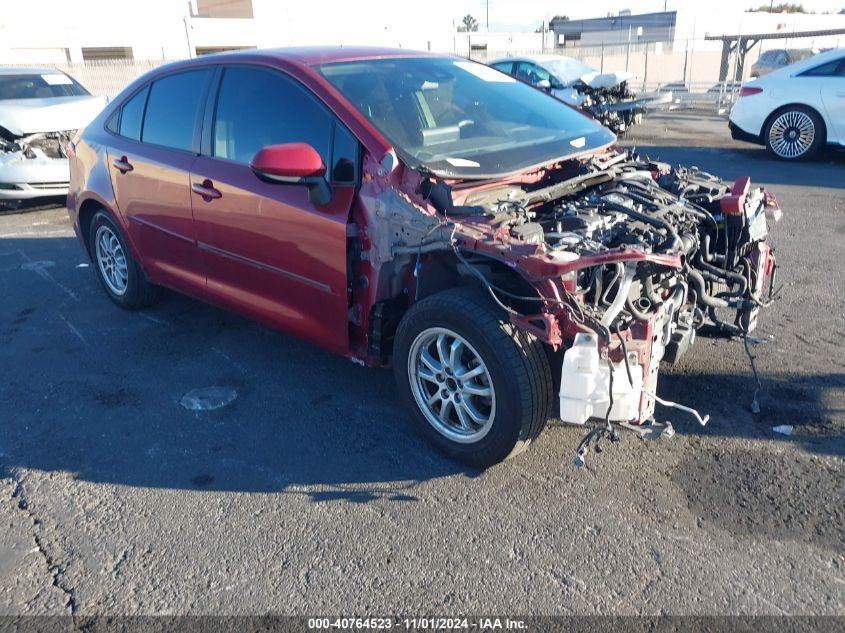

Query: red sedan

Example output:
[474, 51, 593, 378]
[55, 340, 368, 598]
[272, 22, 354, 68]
[68, 48, 778, 468]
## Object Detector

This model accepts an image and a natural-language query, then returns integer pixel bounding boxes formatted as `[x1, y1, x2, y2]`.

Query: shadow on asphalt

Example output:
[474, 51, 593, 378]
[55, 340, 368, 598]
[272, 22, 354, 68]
[659, 370, 845, 456]
[631, 145, 845, 190]
[0, 237, 477, 501]
[0, 196, 66, 215]
[1, 234, 842, 500]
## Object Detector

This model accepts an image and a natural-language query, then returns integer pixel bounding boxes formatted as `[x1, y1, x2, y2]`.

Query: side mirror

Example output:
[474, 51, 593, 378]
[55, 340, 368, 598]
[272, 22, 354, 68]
[250, 142, 331, 205]
[537, 79, 552, 92]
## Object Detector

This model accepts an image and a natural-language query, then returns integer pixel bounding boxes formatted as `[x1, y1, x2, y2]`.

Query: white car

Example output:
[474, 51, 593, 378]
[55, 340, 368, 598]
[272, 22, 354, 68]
[0, 68, 107, 205]
[489, 55, 671, 134]
[729, 48, 845, 160]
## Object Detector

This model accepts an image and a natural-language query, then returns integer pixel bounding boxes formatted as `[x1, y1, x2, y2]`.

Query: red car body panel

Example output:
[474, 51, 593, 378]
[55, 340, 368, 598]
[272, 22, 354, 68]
[189, 154, 355, 354]
[106, 143, 205, 297]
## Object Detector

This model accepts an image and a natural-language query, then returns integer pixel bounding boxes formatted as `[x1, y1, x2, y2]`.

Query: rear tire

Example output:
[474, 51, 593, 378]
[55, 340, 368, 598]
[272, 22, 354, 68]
[393, 287, 553, 468]
[764, 105, 825, 161]
[89, 210, 160, 309]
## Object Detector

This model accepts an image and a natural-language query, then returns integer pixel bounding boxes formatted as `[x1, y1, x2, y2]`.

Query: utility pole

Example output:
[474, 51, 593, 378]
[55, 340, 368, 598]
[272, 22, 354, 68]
[182, 15, 195, 59]
[486, 0, 490, 30]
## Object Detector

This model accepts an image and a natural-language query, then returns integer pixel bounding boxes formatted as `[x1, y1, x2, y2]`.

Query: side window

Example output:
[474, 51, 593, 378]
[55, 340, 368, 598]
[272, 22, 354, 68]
[142, 69, 210, 151]
[117, 85, 148, 141]
[491, 62, 514, 75]
[212, 66, 333, 169]
[800, 59, 845, 77]
[515, 62, 550, 86]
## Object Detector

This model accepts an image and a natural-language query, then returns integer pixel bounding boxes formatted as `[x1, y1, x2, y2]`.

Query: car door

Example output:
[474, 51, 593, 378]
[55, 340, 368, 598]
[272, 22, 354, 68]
[816, 57, 845, 144]
[795, 56, 845, 145]
[190, 64, 358, 354]
[106, 68, 212, 296]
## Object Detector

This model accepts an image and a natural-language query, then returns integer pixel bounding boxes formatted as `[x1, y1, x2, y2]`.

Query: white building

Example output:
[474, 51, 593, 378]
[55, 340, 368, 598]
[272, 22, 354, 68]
[550, 8, 845, 52]
[0, 0, 454, 64]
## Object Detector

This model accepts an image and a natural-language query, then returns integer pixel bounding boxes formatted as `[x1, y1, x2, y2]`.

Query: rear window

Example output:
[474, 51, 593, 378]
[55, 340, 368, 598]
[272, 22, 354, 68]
[142, 70, 210, 152]
[0, 73, 89, 100]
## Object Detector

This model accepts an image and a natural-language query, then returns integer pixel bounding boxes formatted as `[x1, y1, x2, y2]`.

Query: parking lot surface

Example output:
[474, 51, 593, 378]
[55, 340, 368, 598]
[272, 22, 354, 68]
[1, 112, 843, 616]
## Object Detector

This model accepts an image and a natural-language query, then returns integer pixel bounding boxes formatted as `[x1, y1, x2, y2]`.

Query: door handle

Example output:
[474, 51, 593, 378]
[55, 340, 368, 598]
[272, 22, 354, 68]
[191, 179, 222, 200]
[112, 156, 133, 173]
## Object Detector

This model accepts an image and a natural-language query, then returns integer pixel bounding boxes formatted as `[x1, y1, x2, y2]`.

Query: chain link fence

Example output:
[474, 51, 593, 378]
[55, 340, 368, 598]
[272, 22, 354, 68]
[3, 30, 843, 108]
[0, 59, 168, 98]
[470, 32, 845, 111]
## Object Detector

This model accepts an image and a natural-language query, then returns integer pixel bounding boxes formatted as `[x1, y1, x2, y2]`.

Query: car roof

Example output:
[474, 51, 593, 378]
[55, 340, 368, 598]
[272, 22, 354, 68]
[196, 46, 446, 67]
[0, 67, 70, 76]
[489, 54, 579, 65]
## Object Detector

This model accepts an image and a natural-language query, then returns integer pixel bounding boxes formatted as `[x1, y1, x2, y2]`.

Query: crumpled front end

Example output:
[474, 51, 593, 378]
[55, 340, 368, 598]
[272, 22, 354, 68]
[402, 150, 779, 432]
[0, 94, 106, 201]
[0, 129, 75, 200]
[573, 80, 672, 134]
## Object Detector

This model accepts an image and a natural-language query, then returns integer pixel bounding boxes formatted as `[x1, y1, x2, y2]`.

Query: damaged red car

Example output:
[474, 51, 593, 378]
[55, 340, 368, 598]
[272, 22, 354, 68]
[67, 48, 779, 468]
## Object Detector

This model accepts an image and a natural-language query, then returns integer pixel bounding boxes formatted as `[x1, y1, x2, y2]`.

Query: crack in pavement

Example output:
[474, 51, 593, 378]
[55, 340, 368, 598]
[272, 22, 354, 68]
[9, 473, 79, 616]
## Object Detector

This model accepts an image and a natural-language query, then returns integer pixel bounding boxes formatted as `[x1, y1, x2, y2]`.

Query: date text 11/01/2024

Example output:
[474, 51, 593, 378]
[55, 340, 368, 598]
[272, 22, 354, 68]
[307, 617, 529, 630]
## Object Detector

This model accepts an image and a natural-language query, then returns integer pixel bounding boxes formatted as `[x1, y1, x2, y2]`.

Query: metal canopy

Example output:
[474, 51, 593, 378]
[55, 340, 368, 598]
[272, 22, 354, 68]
[705, 28, 845, 82]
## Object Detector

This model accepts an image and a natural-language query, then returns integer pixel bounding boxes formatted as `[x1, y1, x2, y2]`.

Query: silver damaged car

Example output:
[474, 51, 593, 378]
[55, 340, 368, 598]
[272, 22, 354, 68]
[0, 68, 106, 205]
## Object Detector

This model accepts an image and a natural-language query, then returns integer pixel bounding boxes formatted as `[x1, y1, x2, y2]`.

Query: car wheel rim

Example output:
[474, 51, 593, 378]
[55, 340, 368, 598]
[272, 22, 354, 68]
[95, 225, 129, 296]
[769, 111, 815, 158]
[408, 327, 496, 444]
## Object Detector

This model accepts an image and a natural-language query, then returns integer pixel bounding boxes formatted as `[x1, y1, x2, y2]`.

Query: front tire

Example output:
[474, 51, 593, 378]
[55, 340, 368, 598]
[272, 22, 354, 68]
[89, 210, 160, 309]
[394, 287, 553, 468]
[764, 105, 825, 161]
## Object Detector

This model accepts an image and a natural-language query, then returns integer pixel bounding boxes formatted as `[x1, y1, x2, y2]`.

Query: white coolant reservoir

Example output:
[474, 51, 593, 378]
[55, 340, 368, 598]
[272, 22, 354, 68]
[559, 333, 644, 425]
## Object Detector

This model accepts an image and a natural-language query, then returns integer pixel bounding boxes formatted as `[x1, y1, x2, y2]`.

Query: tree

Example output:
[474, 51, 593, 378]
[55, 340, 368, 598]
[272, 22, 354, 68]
[457, 14, 479, 32]
[539, 15, 569, 31]
[747, 3, 807, 12]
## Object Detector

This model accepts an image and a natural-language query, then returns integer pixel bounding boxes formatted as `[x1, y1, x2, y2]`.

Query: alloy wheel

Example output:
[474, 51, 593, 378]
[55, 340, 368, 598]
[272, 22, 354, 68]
[768, 110, 815, 159]
[408, 327, 496, 444]
[95, 224, 129, 296]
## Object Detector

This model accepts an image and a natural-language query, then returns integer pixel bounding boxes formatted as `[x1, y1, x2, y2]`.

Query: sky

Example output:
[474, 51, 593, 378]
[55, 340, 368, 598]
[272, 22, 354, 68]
[454, 0, 845, 31]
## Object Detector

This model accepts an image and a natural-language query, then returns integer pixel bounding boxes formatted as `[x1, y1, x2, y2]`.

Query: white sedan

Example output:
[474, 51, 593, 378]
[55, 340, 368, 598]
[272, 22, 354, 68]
[729, 48, 845, 160]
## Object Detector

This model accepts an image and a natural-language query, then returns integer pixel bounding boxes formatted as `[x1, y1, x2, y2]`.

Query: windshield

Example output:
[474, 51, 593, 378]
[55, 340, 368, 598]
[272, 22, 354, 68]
[0, 73, 90, 100]
[540, 57, 597, 83]
[317, 57, 614, 179]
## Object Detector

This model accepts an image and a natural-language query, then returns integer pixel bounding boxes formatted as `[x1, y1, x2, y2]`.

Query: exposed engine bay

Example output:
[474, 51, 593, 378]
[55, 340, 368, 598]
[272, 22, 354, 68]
[0, 128, 76, 202]
[405, 149, 779, 463]
[0, 129, 75, 160]
[0, 83, 105, 202]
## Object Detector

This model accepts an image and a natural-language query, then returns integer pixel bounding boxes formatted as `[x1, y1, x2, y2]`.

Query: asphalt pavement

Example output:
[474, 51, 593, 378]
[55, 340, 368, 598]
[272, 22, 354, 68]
[0, 112, 843, 616]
